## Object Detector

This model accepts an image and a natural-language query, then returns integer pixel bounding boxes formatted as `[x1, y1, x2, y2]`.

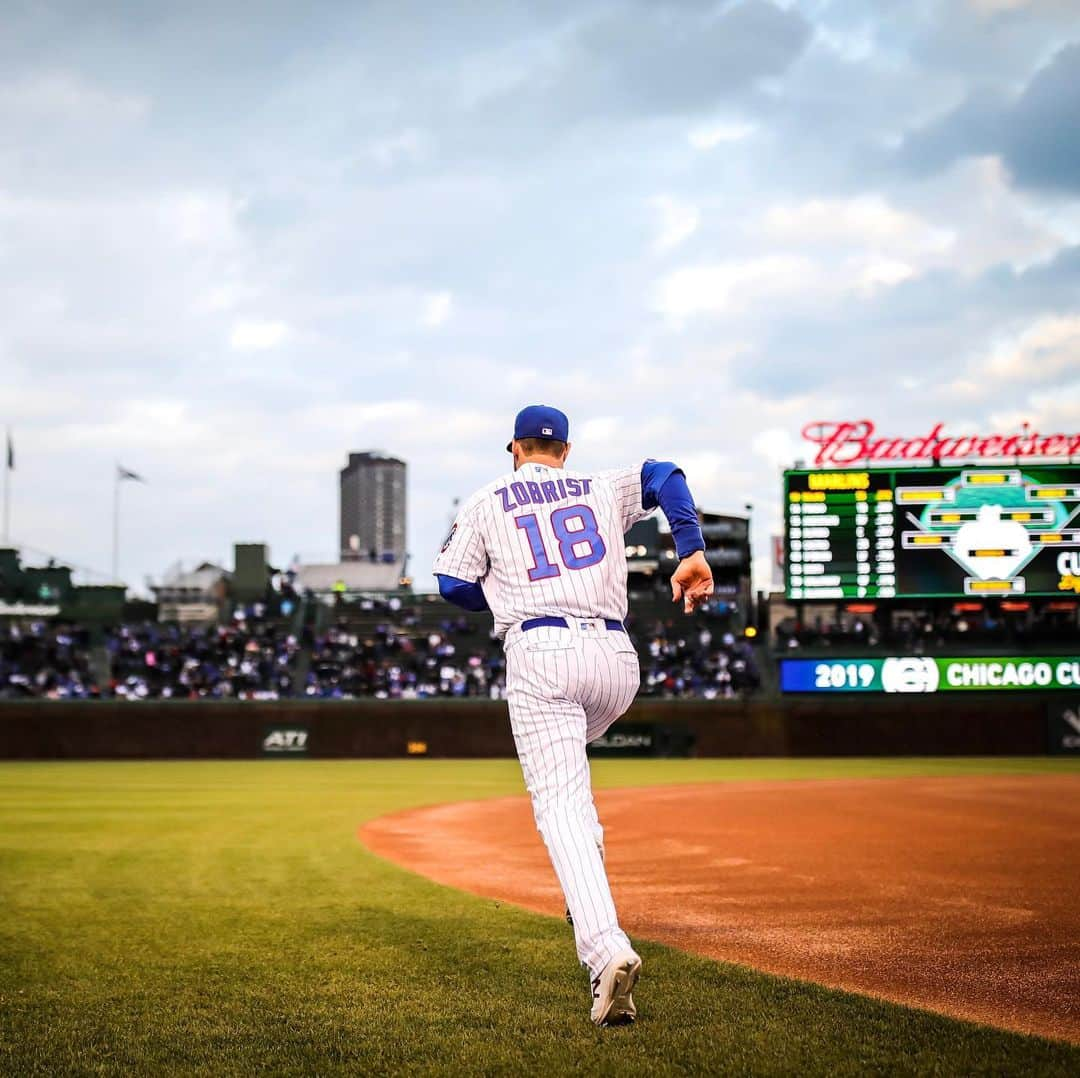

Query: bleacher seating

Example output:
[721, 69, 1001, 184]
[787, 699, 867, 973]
[0, 622, 100, 699]
[0, 588, 766, 700]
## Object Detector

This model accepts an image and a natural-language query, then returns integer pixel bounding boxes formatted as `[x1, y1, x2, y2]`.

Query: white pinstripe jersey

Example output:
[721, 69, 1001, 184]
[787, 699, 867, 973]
[433, 461, 652, 638]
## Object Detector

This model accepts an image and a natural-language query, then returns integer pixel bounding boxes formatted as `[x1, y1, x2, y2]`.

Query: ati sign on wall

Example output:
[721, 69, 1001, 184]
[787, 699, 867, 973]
[260, 726, 309, 755]
[781, 656, 1080, 693]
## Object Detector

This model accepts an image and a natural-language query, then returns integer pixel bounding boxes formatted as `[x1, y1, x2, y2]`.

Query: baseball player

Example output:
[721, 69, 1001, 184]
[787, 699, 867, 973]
[433, 404, 712, 1025]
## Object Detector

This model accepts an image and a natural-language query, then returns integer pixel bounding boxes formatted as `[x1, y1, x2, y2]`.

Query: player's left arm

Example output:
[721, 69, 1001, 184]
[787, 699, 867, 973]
[641, 461, 713, 613]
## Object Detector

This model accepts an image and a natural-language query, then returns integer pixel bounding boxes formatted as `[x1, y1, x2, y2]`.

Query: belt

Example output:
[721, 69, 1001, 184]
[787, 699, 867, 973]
[520, 616, 625, 632]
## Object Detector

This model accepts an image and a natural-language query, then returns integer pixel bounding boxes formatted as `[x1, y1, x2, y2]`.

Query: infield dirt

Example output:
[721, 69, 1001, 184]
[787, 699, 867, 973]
[362, 773, 1080, 1043]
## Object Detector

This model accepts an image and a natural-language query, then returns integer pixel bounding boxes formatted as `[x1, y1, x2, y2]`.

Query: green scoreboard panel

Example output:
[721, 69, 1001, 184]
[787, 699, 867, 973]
[784, 465, 1080, 600]
[781, 655, 1080, 693]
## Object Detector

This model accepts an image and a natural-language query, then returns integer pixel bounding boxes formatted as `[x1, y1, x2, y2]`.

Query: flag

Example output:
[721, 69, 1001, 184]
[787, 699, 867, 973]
[5, 432, 12, 471]
[117, 465, 145, 482]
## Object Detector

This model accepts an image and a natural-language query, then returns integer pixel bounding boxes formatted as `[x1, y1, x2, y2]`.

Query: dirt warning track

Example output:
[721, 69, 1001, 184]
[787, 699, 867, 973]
[361, 774, 1080, 1043]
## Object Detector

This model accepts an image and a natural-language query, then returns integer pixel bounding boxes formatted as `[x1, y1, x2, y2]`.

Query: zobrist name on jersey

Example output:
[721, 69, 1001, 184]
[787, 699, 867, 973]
[496, 477, 593, 513]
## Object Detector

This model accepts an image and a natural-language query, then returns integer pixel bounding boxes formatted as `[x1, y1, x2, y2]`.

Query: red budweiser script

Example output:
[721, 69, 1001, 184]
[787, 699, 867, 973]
[802, 421, 1080, 467]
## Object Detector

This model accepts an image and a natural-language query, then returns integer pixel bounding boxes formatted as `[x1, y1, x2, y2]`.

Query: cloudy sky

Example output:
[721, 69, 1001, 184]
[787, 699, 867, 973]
[2, 0, 1078, 593]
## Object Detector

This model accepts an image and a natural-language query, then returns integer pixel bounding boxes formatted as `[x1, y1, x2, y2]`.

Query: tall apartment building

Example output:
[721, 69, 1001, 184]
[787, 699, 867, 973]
[339, 452, 407, 562]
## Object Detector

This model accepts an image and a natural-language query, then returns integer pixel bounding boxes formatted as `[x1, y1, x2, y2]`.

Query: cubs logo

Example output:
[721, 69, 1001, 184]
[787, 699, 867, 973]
[440, 522, 458, 553]
[881, 656, 940, 693]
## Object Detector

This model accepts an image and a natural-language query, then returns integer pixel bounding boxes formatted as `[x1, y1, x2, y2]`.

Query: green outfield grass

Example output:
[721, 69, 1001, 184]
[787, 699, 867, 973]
[1, 756, 1077, 1076]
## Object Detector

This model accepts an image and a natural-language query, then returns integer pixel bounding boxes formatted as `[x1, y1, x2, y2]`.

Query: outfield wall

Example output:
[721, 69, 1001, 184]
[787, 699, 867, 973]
[0, 696, 1056, 759]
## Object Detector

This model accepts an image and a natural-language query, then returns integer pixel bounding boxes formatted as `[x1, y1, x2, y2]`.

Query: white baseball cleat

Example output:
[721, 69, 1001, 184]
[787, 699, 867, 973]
[590, 949, 641, 1026]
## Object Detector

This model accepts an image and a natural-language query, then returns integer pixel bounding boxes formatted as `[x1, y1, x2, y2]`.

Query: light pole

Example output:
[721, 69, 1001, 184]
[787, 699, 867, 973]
[112, 465, 120, 583]
[744, 502, 755, 629]
[2, 428, 11, 546]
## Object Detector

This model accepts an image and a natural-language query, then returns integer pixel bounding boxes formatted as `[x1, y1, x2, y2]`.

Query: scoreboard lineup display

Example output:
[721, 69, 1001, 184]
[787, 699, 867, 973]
[784, 464, 1080, 600]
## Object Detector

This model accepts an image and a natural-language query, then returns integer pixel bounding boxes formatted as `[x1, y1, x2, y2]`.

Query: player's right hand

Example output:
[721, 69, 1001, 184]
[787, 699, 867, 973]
[671, 550, 714, 613]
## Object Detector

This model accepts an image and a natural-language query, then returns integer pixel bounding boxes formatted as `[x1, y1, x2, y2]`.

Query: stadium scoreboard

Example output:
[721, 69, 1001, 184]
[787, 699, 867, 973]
[784, 464, 1080, 600]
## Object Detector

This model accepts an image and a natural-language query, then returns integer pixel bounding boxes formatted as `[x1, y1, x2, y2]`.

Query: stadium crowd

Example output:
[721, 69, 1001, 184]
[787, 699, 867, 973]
[1, 604, 764, 701]
[12, 597, 1079, 701]
[632, 618, 760, 698]
[304, 617, 506, 699]
[0, 621, 99, 699]
[106, 617, 302, 699]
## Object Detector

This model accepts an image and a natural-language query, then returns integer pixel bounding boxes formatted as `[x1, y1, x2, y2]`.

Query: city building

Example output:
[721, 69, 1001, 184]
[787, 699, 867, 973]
[339, 452, 406, 563]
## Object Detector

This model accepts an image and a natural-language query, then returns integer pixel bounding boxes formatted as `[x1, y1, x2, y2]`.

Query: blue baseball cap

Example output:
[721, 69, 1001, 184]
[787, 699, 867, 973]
[507, 404, 570, 452]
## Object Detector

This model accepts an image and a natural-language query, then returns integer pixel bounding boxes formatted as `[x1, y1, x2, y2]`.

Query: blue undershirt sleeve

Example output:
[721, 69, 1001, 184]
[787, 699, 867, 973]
[436, 574, 490, 612]
[640, 459, 680, 511]
[655, 469, 705, 559]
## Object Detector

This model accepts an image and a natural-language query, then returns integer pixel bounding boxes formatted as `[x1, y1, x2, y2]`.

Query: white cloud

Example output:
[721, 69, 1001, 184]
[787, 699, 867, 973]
[657, 178, 1044, 321]
[163, 192, 243, 248]
[751, 427, 804, 470]
[854, 256, 916, 293]
[421, 291, 454, 328]
[0, 71, 148, 125]
[763, 195, 953, 254]
[299, 399, 505, 453]
[967, 0, 1032, 13]
[986, 316, 1080, 381]
[300, 399, 427, 432]
[687, 121, 756, 150]
[907, 157, 1066, 274]
[50, 398, 208, 453]
[760, 168, 1069, 284]
[370, 129, 430, 168]
[813, 25, 876, 63]
[197, 281, 256, 314]
[940, 316, 1080, 402]
[655, 256, 816, 322]
[989, 382, 1080, 433]
[578, 416, 620, 445]
[229, 319, 289, 351]
[651, 196, 700, 253]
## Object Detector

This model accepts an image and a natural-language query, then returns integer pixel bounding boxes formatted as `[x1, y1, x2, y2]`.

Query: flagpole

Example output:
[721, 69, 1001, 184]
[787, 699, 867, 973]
[2, 428, 10, 546]
[112, 463, 120, 583]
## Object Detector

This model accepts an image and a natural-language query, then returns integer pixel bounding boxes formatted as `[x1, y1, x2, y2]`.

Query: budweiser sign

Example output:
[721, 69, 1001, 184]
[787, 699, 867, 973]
[802, 421, 1080, 467]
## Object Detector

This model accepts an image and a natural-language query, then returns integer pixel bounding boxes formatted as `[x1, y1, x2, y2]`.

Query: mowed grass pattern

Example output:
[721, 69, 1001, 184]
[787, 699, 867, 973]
[1, 757, 1078, 1076]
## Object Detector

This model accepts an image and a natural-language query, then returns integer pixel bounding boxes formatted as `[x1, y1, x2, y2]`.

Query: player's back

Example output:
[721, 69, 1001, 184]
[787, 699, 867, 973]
[437, 460, 646, 637]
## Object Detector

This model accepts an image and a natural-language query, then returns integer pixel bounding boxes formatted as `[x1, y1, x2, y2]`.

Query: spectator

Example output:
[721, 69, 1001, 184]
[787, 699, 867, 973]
[106, 615, 300, 700]
[304, 620, 506, 699]
[0, 621, 99, 699]
[2, 595, 773, 700]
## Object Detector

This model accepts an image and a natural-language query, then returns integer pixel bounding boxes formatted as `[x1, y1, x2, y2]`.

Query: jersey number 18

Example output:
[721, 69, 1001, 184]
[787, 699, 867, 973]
[515, 506, 607, 581]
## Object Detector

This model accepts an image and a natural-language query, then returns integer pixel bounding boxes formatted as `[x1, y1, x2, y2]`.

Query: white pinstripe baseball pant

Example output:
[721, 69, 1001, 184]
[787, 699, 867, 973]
[503, 619, 640, 977]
